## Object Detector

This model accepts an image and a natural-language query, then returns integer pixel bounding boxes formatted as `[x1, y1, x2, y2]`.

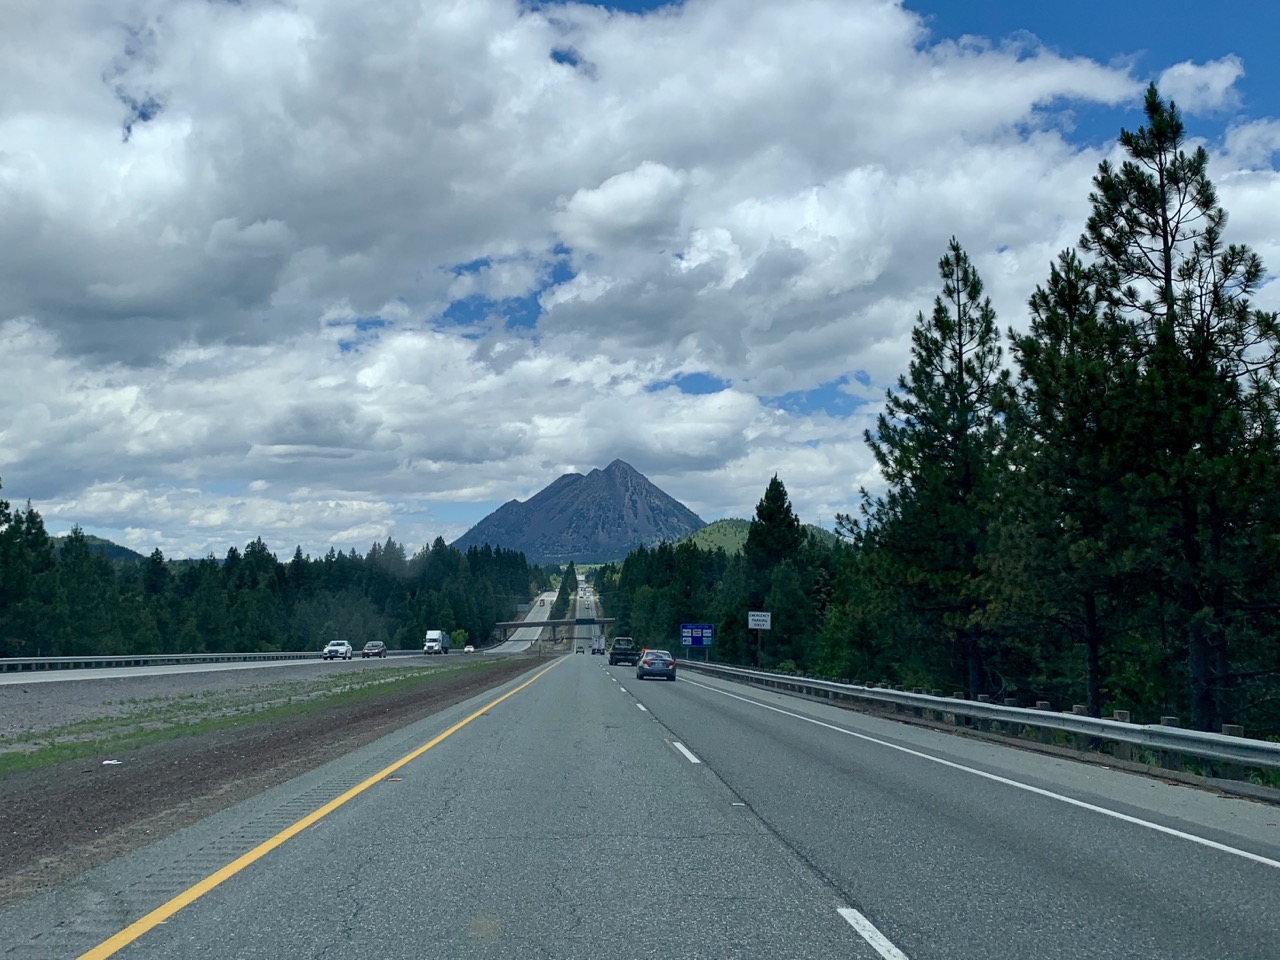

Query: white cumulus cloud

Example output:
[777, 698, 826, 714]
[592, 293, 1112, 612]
[0, 0, 1276, 558]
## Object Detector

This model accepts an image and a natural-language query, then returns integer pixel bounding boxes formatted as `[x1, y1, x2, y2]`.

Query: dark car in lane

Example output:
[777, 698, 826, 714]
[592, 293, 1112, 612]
[362, 641, 387, 658]
[636, 649, 676, 681]
[608, 638, 639, 666]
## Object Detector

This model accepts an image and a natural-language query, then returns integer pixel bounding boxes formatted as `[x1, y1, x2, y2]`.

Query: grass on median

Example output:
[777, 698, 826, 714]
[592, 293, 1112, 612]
[0, 659, 523, 779]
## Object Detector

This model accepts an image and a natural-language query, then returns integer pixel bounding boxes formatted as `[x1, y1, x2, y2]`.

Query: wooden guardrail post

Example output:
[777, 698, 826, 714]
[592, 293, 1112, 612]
[1071, 705, 1089, 750]
[1033, 702, 1052, 743]
[975, 695, 992, 732]
[1219, 724, 1246, 780]
[1111, 710, 1132, 761]
[1158, 717, 1181, 769]
[1002, 699, 1019, 737]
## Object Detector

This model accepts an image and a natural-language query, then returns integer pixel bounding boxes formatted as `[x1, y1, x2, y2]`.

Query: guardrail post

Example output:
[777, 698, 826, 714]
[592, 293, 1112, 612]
[1001, 699, 1019, 737]
[1218, 724, 1247, 780]
[974, 695, 992, 732]
[1034, 702, 1053, 743]
[1111, 711, 1132, 761]
[1158, 717, 1181, 769]
[1070, 705, 1090, 750]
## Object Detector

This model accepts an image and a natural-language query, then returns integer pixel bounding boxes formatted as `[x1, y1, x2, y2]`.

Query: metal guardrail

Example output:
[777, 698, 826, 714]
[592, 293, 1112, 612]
[0, 649, 423, 673]
[681, 661, 1280, 772]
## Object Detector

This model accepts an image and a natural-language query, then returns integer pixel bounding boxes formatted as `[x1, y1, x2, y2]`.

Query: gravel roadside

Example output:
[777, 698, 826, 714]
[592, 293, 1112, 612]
[0, 655, 544, 908]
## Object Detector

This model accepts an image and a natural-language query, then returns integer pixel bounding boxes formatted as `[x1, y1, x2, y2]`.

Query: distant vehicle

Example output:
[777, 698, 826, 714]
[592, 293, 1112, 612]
[576, 645, 585, 654]
[464, 644, 475, 653]
[591, 638, 605, 656]
[609, 638, 638, 666]
[323, 640, 353, 661]
[361, 641, 386, 659]
[423, 630, 450, 655]
[636, 649, 676, 681]
[540, 598, 545, 606]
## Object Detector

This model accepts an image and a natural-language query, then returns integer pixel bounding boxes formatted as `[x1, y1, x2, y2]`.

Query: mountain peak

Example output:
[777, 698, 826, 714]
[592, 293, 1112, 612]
[451, 462, 705, 564]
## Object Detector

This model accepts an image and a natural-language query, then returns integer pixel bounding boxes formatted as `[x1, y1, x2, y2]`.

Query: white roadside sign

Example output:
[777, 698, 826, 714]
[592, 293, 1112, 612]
[747, 611, 771, 630]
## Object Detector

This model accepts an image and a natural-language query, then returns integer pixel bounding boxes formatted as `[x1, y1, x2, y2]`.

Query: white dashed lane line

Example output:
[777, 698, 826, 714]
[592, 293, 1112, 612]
[671, 741, 701, 764]
[838, 907, 910, 959]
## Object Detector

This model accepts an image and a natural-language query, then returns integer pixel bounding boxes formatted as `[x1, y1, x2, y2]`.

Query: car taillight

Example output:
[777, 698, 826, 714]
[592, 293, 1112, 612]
[665, 660, 674, 667]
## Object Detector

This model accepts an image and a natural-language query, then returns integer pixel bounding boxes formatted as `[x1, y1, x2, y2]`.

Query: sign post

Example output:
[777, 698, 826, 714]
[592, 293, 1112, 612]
[747, 611, 771, 666]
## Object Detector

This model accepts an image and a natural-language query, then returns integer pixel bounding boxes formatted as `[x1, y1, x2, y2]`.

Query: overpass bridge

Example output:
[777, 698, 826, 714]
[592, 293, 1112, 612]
[493, 616, 616, 641]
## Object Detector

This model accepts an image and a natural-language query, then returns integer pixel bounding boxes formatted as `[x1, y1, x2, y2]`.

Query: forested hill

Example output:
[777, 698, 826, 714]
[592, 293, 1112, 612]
[51, 533, 145, 565]
[0, 490, 548, 658]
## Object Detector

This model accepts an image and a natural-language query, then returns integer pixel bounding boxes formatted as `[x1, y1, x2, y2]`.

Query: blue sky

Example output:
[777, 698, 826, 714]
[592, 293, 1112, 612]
[910, 1, 1277, 137]
[487, 0, 1279, 418]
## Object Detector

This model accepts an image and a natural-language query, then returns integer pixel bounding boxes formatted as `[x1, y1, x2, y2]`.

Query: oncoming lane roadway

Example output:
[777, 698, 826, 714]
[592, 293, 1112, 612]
[485, 590, 559, 653]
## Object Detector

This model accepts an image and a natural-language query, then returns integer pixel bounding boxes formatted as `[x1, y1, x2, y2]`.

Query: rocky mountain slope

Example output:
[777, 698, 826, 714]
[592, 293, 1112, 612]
[451, 459, 705, 564]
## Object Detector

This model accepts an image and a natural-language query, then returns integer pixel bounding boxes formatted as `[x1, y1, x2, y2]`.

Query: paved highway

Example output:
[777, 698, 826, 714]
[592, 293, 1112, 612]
[486, 590, 558, 653]
[4, 654, 1277, 959]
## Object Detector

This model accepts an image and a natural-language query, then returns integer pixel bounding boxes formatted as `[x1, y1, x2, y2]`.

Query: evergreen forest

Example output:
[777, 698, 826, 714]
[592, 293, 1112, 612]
[595, 87, 1280, 736]
[0, 491, 548, 659]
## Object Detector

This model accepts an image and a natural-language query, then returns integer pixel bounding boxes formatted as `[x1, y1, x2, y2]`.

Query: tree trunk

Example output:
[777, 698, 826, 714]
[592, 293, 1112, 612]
[965, 626, 985, 697]
[1186, 605, 1214, 731]
[1083, 591, 1103, 718]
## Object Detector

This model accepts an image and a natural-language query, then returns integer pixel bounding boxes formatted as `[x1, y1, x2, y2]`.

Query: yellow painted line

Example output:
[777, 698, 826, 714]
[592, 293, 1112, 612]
[78, 658, 565, 960]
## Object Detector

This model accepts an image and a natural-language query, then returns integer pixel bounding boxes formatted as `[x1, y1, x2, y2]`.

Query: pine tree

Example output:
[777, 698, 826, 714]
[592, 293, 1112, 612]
[1081, 83, 1280, 729]
[1001, 250, 1147, 715]
[843, 238, 1012, 695]
[745, 476, 804, 573]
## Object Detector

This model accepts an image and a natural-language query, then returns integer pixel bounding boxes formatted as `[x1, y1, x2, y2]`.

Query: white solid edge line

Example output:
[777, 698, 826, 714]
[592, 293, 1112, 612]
[672, 741, 702, 764]
[681, 678, 1280, 871]
[637, 703, 649, 712]
[837, 907, 910, 960]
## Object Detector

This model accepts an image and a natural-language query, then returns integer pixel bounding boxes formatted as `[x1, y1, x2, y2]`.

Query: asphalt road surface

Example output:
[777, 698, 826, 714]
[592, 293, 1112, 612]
[4, 655, 1278, 959]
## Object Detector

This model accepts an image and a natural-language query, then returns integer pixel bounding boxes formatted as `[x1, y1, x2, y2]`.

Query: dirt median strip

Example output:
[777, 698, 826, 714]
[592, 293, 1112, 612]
[0, 656, 543, 909]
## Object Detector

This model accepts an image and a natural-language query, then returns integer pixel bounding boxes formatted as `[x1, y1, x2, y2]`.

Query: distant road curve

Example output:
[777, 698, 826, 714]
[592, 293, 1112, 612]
[486, 590, 559, 653]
